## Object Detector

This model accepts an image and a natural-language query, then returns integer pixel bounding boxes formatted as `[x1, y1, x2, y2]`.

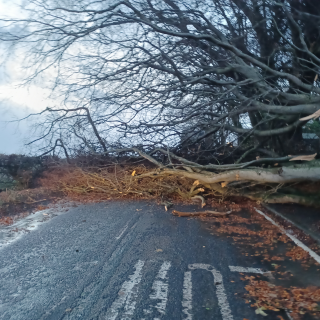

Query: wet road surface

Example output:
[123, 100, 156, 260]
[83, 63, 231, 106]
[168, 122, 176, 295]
[0, 201, 318, 320]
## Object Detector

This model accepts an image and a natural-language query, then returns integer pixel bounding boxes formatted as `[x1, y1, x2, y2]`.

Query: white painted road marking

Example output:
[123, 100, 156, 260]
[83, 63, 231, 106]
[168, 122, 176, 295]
[105, 261, 237, 319]
[115, 224, 128, 240]
[144, 261, 171, 317]
[188, 263, 234, 320]
[255, 208, 320, 264]
[286, 310, 294, 320]
[105, 260, 145, 320]
[229, 266, 264, 274]
[182, 271, 192, 320]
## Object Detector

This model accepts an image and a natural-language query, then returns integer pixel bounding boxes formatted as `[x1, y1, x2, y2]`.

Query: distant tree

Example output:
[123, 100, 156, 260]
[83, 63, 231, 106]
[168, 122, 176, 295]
[0, 154, 43, 188]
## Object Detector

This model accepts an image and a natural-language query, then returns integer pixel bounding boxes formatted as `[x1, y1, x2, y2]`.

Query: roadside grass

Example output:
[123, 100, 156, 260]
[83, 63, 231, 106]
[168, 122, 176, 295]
[0, 187, 50, 206]
[0, 186, 62, 225]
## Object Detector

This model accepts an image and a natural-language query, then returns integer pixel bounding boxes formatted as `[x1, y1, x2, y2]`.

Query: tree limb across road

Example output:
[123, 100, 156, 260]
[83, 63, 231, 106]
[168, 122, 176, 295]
[1, 0, 320, 205]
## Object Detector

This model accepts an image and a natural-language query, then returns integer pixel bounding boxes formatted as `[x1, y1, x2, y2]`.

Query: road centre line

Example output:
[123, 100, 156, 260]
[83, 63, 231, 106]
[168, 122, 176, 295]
[115, 224, 128, 240]
[182, 271, 192, 320]
[104, 260, 145, 320]
[255, 208, 320, 264]
[229, 266, 264, 274]
[189, 263, 234, 320]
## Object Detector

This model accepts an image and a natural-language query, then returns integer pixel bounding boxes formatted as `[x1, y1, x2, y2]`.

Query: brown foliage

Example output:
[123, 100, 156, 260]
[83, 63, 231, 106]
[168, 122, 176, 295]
[208, 208, 320, 318]
[245, 277, 320, 315]
[0, 187, 53, 207]
[39, 165, 201, 202]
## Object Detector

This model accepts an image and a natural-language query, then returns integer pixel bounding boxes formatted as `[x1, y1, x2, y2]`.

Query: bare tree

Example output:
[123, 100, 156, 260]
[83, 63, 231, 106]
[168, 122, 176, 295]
[2, 0, 320, 204]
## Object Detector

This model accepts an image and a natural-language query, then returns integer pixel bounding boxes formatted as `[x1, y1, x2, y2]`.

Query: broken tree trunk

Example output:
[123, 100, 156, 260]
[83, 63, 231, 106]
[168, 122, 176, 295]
[140, 165, 320, 185]
[134, 156, 320, 207]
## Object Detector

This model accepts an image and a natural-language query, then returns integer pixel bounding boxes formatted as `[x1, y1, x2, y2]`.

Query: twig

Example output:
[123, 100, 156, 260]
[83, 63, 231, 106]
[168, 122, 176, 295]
[172, 210, 232, 217]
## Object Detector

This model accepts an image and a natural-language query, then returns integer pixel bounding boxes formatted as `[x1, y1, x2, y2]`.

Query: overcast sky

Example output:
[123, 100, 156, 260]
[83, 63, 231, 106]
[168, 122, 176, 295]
[0, 0, 56, 155]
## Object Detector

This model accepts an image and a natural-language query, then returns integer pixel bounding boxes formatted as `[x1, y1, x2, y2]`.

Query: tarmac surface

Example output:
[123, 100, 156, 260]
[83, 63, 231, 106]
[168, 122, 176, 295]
[0, 200, 319, 320]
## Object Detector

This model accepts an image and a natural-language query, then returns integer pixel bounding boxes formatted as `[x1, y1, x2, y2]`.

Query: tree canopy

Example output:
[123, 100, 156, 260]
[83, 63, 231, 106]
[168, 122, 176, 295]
[2, 0, 320, 205]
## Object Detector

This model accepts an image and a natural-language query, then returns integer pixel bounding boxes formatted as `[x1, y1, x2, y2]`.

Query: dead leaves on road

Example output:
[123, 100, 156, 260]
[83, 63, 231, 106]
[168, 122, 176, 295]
[208, 208, 320, 319]
[245, 277, 320, 316]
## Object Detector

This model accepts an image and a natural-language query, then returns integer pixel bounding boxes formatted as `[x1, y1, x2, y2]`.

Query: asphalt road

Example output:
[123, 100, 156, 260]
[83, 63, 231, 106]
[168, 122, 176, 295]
[0, 201, 286, 320]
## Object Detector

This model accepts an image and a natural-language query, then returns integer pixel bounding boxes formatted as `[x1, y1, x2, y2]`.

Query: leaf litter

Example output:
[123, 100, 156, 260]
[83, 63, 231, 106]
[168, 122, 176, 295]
[204, 205, 320, 319]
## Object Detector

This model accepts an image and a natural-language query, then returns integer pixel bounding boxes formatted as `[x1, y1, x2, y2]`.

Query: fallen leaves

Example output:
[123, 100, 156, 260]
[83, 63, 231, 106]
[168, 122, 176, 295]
[245, 277, 320, 315]
[286, 246, 310, 261]
[37, 205, 48, 211]
[0, 216, 14, 225]
[208, 208, 320, 318]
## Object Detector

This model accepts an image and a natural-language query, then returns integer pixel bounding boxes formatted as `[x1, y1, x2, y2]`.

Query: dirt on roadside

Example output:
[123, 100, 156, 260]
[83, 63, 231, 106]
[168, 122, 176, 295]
[0, 187, 64, 225]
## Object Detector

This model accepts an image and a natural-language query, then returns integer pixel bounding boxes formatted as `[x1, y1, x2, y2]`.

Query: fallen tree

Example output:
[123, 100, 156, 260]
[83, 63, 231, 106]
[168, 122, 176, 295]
[39, 147, 320, 207]
[2, 0, 320, 206]
[122, 149, 320, 207]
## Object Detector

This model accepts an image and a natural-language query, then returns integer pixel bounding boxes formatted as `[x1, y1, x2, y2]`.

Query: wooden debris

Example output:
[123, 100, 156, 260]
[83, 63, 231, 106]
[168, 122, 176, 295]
[299, 110, 320, 121]
[289, 153, 317, 161]
[172, 210, 232, 217]
[191, 195, 206, 208]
